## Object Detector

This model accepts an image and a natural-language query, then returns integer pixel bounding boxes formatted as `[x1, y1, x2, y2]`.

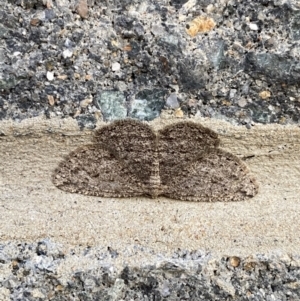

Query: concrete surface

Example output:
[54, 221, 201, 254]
[1, 115, 300, 257]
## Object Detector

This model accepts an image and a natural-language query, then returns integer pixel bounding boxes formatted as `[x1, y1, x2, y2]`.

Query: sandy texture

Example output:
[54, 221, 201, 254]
[1, 116, 300, 256]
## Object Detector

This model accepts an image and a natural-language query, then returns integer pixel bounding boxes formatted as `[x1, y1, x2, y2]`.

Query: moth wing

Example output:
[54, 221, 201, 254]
[52, 145, 148, 197]
[162, 149, 258, 202]
[94, 119, 156, 183]
[158, 121, 220, 185]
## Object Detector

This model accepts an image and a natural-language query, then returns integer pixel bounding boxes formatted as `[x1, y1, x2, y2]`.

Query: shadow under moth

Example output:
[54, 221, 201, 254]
[53, 119, 258, 202]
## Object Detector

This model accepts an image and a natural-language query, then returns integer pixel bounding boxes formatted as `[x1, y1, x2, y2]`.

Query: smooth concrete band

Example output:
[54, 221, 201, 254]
[1, 115, 300, 256]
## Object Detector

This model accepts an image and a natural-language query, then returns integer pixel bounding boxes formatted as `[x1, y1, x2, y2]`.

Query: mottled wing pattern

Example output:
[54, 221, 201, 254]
[53, 120, 258, 202]
[52, 145, 148, 197]
[94, 119, 156, 183]
[162, 149, 258, 202]
[158, 122, 220, 185]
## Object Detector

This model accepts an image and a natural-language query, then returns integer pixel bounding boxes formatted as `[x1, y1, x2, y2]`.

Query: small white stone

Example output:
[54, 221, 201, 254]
[62, 49, 73, 58]
[178, 14, 187, 22]
[249, 23, 259, 31]
[64, 38, 72, 47]
[229, 89, 237, 99]
[151, 25, 165, 37]
[238, 98, 247, 108]
[206, 4, 215, 13]
[137, 2, 148, 13]
[181, 0, 197, 13]
[111, 62, 121, 72]
[46, 71, 54, 81]
[80, 95, 93, 108]
[31, 288, 45, 299]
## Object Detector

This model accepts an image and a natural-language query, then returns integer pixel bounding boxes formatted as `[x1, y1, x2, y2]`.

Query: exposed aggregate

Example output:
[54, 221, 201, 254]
[1, 240, 300, 300]
[1, 0, 300, 128]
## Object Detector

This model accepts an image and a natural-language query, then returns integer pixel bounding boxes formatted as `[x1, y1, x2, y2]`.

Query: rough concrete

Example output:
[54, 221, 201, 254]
[2, 0, 300, 126]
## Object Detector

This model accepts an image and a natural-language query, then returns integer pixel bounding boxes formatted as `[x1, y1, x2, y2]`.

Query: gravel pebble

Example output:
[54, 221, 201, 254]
[111, 62, 121, 72]
[166, 93, 179, 109]
[46, 71, 54, 81]
[76, 0, 88, 19]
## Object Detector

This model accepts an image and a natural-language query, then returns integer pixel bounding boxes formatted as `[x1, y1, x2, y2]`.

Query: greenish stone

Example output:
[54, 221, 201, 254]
[76, 115, 96, 130]
[248, 105, 271, 124]
[96, 91, 127, 121]
[128, 89, 166, 121]
[205, 39, 225, 70]
[0, 24, 9, 38]
[292, 12, 300, 40]
[0, 76, 17, 91]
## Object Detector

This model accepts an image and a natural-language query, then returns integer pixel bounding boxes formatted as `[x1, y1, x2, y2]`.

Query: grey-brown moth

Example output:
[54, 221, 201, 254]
[53, 119, 258, 202]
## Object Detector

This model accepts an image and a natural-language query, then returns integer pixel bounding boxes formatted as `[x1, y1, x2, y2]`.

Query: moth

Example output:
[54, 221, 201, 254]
[53, 119, 258, 202]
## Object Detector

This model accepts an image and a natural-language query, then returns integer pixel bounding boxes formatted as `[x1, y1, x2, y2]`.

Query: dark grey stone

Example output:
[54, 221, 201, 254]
[244, 52, 300, 86]
[76, 115, 97, 130]
[199, 39, 226, 70]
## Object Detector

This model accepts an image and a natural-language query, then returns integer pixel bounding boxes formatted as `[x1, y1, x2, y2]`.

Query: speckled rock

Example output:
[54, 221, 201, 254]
[1, 241, 300, 300]
[1, 0, 300, 127]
